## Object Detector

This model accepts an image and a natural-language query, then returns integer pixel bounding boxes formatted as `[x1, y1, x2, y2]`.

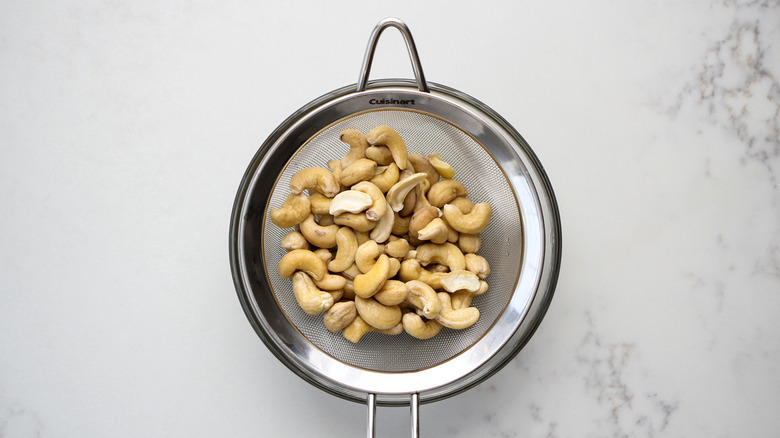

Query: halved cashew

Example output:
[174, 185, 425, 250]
[329, 190, 373, 216]
[386, 173, 427, 212]
[342, 315, 373, 343]
[300, 214, 339, 248]
[323, 300, 357, 333]
[405, 280, 442, 319]
[442, 203, 492, 234]
[417, 218, 449, 244]
[427, 153, 455, 179]
[270, 193, 311, 229]
[416, 242, 466, 271]
[435, 293, 479, 329]
[399, 259, 445, 289]
[313, 248, 332, 265]
[407, 153, 439, 190]
[370, 162, 399, 193]
[355, 296, 402, 330]
[408, 206, 442, 244]
[440, 270, 480, 293]
[391, 212, 411, 235]
[309, 192, 332, 215]
[353, 254, 391, 298]
[365, 145, 394, 165]
[384, 238, 409, 258]
[459, 233, 481, 254]
[402, 313, 443, 339]
[339, 158, 377, 187]
[366, 125, 408, 170]
[351, 181, 387, 221]
[291, 272, 334, 315]
[449, 196, 474, 214]
[333, 212, 377, 232]
[464, 253, 491, 279]
[355, 240, 382, 273]
[278, 249, 327, 280]
[313, 273, 347, 291]
[280, 230, 310, 251]
[369, 201, 394, 243]
[427, 180, 469, 208]
[373, 280, 409, 306]
[339, 129, 369, 167]
[290, 167, 340, 197]
[328, 227, 358, 272]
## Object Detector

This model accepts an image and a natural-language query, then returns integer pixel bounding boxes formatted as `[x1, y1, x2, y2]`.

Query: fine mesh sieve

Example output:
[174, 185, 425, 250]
[230, 18, 561, 437]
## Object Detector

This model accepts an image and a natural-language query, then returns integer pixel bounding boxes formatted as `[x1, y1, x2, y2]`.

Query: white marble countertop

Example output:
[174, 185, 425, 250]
[2, 1, 779, 437]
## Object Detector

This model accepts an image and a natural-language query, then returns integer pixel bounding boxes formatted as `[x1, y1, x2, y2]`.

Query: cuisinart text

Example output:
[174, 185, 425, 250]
[368, 98, 416, 105]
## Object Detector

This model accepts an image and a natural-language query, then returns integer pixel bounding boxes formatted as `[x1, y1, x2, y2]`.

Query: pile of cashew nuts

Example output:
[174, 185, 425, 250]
[270, 125, 492, 342]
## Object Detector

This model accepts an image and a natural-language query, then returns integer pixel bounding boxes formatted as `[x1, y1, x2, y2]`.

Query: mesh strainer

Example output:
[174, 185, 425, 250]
[229, 18, 561, 437]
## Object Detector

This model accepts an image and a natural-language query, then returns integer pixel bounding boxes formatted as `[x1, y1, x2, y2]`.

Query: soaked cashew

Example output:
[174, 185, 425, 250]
[391, 212, 411, 236]
[355, 295, 402, 330]
[281, 230, 310, 251]
[458, 233, 481, 254]
[464, 253, 490, 279]
[313, 248, 333, 265]
[386, 173, 427, 212]
[313, 273, 347, 291]
[270, 193, 311, 228]
[329, 190, 373, 216]
[417, 218, 449, 244]
[427, 179, 468, 208]
[351, 181, 387, 221]
[309, 192, 332, 215]
[368, 201, 395, 243]
[435, 292, 479, 329]
[375, 322, 404, 335]
[355, 240, 382, 273]
[373, 280, 409, 306]
[402, 313, 443, 339]
[333, 212, 377, 232]
[290, 167, 340, 197]
[405, 280, 442, 319]
[407, 153, 439, 190]
[341, 262, 362, 280]
[442, 203, 492, 234]
[300, 214, 339, 248]
[427, 153, 455, 179]
[339, 129, 369, 167]
[323, 300, 357, 333]
[449, 196, 474, 214]
[366, 125, 408, 170]
[408, 206, 441, 245]
[327, 159, 343, 182]
[399, 259, 445, 289]
[451, 280, 489, 309]
[353, 254, 391, 298]
[291, 272, 335, 315]
[328, 227, 358, 273]
[318, 214, 335, 226]
[365, 145, 394, 165]
[415, 242, 466, 271]
[339, 158, 377, 187]
[370, 162, 399, 193]
[342, 315, 373, 343]
[440, 270, 480, 293]
[278, 249, 327, 281]
[384, 238, 409, 259]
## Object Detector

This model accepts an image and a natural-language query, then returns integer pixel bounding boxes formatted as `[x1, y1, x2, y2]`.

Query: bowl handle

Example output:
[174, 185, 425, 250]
[357, 17, 430, 93]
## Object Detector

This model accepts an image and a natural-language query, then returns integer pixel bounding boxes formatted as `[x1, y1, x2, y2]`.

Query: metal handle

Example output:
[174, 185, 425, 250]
[366, 393, 420, 437]
[356, 17, 429, 93]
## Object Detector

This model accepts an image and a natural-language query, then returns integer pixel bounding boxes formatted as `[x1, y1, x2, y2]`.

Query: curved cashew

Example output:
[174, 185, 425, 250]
[444, 218, 459, 243]
[399, 259, 445, 289]
[435, 293, 479, 329]
[408, 206, 442, 244]
[280, 230, 310, 251]
[464, 253, 490, 279]
[342, 278, 355, 300]
[278, 249, 327, 280]
[427, 179, 469, 208]
[313, 248, 332, 265]
[313, 273, 347, 291]
[328, 227, 358, 272]
[440, 270, 480, 293]
[458, 233, 481, 254]
[270, 193, 311, 229]
[365, 145, 394, 165]
[407, 153, 439, 191]
[384, 238, 409, 258]
[429, 263, 449, 273]
[323, 300, 357, 333]
[449, 196, 474, 214]
[402, 313, 443, 340]
[373, 280, 409, 306]
[368, 199, 394, 243]
[442, 203, 492, 234]
[375, 322, 404, 336]
[405, 280, 442, 319]
[355, 240, 382, 273]
[329, 190, 373, 216]
[417, 218, 449, 244]
[386, 173, 427, 212]
[351, 181, 387, 221]
[388, 257, 401, 278]
[412, 184, 431, 211]
[366, 125, 408, 170]
[355, 295, 402, 330]
[391, 212, 411, 235]
[416, 242, 466, 271]
[451, 280, 489, 310]
[427, 153, 455, 179]
[300, 214, 339, 248]
[339, 129, 369, 167]
[339, 158, 377, 187]
[370, 162, 399, 193]
[342, 315, 372, 343]
[327, 159, 343, 182]
[308, 192, 331, 215]
[318, 214, 335, 226]
[291, 272, 334, 315]
[353, 254, 391, 298]
[333, 212, 377, 232]
[399, 180, 417, 217]
[290, 167, 340, 197]
[341, 262, 362, 280]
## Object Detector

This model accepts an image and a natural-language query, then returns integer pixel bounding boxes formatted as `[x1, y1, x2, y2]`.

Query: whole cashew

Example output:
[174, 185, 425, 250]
[351, 181, 387, 221]
[323, 300, 357, 333]
[384, 238, 409, 259]
[412, 184, 431, 211]
[278, 249, 327, 281]
[407, 153, 439, 191]
[408, 206, 442, 245]
[312, 273, 347, 291]
[269, 193, 311, 229]
[342, 315, 373, 343]
[464, 253, 490, 279]
[355, 240, 382, 273]
[440, 270, 481, 293]
[415, 242, 466, 271]
[404, 280, 442, 319]
[280, 230, 310, 251]
[328, 227, 358, 273]
[399, 259, 445, 289]
[366, 125, 408, 170]
[386, 173, 427, 212]
[427, 180, 469, 208]
[291, 272, 335, 315]
[333, 212, 377, 232]
[391, 212, 411, 236]
[365, 145, 394, 165]
[368, 199, 395, 243]
[327, 159, 343, 182]
[449, 196, 474, 214]
[370, 163, 399, 193]
[355, 295, 402, 330]
[308, 192, 332, 215]
[417, 218, 449, 244]
[318, 214, 335, 226]
[373, 280, 409, 306]
[300, 214, 339, 248]
[290, 167, 340, 197]
[313, 248, 333, 265]
[339, 129, 369, 167]
[341, 262, 362, 280]
[427, 153, 455, 179]
[458, 233, 481, 254]
[402, 313, 443, 340]
[435, 292, 479, 329]
[353, 254, 391, 298]
[328, 190, 373, 216]
[374, 322, 404, 336]
[451, 281, 488, 310]
[339, 158, 377, 187]
[442, 203, 492, 234]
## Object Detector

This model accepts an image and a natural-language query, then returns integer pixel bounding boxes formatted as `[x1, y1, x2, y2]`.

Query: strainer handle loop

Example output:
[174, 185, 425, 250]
[357, 17, 430, 93]
[365, 392, 421, 437]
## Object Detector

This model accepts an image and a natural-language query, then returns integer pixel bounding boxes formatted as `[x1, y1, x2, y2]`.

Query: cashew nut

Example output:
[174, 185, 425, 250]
[327, 159, 343, 182]
[278, 249, 327, 281]
[333, 212, 377, 232]
[407, 153, 439, 191]
[384, 238, 409, 258]
[415, 242, 466, 271]
[440, 270, 481, 293]
[313, 248, 333, 265]
[370, 162, 399, 193]
[355, 295, 402, 330]
[368, 200, 395, 243]
[328, 227, 358, 272]
[291, 272, 334, 315]
[451, 280, 489, 309]
[341, 262, 362, 280]
[342, 315, 373, 343]
[323, 300, 357, 333]
[329, 190, 373, 216]
[435, 293, 479, 330]
[313, 273, 347, 291]
[458, 233, 481, 254]
[412, 184, 431, 211]
[386, 173, 427, 212]
[408, 206, 442, 245]
[464, 253, 490, 279]
[365, 145, 394, 165]
[339, 129, 369, 167]
[375, 322, 404, 336]
[353, 254, 391, 298]
[280, 230, 310, 251]
[399, 259, 445, 289]
[373, 280, 409, 306]
[269, 193, 311, 229]
[417, 217, 449, 244]
[427, 153, 455, 179]
[351, 181, 387, 221]
[290, 167, 340, 197]
[366, 125, 408, 170]
[391, 212, 411, 236]
[402, 313, 443, 340]
[427, 180, 469, 208]
[449, 196, 474, 214]
[342, 277, 355, 300]
[339, 158, 377, 187]
[442, 203, 492, 234]
[308, 192, 331, 215]
[300, 214, 339, 248]
[404, 280, 442, 319]
[388, 256, 401, 278]
[355, 240, 382, 273]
